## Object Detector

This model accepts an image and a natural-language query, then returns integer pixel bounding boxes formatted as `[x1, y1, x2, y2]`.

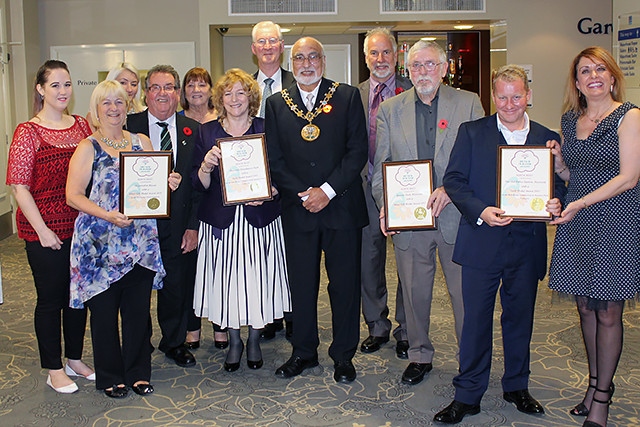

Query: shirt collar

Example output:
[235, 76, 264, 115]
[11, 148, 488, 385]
[257, 67, 282, 84]
[148, 111, 176, 128]
[496, 112, 530, 145]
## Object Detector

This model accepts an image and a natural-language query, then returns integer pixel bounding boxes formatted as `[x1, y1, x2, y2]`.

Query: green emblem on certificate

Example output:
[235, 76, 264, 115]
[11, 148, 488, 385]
[147, 198, 160, 210]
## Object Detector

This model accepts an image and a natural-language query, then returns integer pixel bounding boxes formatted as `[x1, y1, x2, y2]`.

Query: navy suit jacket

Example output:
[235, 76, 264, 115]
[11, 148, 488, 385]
[443, 114, 566, 280]
[253, 68, 296, 90]
[190, 118, 280, 229]
[265, 78, 368, 232]
[126, 111, 202, 257]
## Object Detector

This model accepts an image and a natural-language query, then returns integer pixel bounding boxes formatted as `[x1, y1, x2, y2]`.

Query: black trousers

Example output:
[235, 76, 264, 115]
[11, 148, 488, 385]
[85, 264, 154, 390]
[283, 225, 362, 362]
[25, 239, 87, 369]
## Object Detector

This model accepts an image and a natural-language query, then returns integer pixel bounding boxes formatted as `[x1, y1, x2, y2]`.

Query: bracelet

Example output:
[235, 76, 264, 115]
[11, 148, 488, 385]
[581, 197, 588, 209]
[200, 162, 213, 174]
[557, 164, 567, 174]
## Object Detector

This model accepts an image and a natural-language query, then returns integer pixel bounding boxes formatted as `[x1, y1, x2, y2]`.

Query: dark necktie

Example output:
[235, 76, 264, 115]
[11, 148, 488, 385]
[259, 78, 274, 118]
[368, 83, 386, 168]
[157, 121, 172, 151]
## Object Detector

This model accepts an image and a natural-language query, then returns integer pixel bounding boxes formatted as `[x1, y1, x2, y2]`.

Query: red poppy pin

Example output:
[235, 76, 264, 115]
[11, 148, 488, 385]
[183, 127, 192, 136]
[438, 119, 448, 132]
[395, 87, 405, 95]
[322, 104, 332, 113]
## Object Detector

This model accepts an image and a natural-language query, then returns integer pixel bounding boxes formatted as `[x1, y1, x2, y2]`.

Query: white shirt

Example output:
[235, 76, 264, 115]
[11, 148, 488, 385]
[497, 112, 530, 145]
[147, 111, 178, 161]
[257, 68, 283, 95]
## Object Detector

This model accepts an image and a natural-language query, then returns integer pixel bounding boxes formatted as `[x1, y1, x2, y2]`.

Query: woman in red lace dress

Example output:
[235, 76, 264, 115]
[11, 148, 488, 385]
[6, 60, 95, 394]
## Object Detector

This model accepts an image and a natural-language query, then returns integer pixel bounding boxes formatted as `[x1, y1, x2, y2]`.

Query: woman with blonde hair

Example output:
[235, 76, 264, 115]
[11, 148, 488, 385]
[548, 46, 640, 427]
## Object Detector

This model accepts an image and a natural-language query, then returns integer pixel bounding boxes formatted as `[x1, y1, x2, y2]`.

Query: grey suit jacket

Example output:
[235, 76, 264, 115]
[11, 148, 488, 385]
[371, 84, 485, 248]
[358, 75, 413, 126]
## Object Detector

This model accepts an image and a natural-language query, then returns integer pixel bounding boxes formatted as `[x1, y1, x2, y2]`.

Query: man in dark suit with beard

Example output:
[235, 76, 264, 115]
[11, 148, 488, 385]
[251, 20, 296, 340]
[265, 37, 368, 383]
[127, 64, 201, 368]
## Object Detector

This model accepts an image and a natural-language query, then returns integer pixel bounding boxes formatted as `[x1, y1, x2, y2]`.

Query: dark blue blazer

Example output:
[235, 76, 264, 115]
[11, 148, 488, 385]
[443, 114, 566, 280]
[190, 118, 280, 229]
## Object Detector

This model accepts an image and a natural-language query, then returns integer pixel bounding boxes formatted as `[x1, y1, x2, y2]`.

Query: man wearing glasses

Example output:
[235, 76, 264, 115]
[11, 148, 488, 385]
[250, 21, 295, 341]
[265, 37, 368, 383]
[128, 65, 202, 369]
[371, 41, 484, 386]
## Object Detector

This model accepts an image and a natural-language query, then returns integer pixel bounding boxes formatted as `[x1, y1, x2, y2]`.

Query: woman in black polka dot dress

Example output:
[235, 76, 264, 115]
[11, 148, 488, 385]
[547, 47, 640, 427]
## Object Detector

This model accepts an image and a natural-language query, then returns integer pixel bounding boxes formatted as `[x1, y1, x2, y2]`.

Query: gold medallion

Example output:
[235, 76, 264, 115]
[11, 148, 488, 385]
[147, 197, 160, 210]
[301, 123, 320, 141]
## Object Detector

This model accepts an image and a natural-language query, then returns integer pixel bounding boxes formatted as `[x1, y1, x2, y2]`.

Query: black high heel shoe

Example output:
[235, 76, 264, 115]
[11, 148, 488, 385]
[581, 386, 613, 427]
[223, 342, 244, 372]
[570, 377, 615, 417]
[247, 359, 263, 369]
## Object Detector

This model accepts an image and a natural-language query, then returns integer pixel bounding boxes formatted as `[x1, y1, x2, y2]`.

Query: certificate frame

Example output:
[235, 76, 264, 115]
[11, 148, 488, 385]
[217, 133, 273, 206]
[497, 146, 553, 221]
[383, 160, 435, 231]
[119, 151, 172, 219]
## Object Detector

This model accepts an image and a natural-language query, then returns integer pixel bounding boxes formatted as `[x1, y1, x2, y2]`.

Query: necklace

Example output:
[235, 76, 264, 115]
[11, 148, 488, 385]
[587, 102, 615, 124]
[221, 117, 252, 136]
[98, 130, 129, 149]
[281, 82, 339, 141]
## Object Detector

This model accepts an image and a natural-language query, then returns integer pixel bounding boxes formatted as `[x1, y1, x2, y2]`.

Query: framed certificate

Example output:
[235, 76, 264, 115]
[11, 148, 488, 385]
[497, 146, 553, 221]
[217, 133, 273, 206]
[119, 151, 172, 219]
[383, 160, 435, 231]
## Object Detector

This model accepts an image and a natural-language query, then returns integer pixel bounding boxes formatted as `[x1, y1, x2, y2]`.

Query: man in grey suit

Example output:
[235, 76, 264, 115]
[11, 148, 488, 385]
[251, 20, 296, 340]
[357, 27, 412, 359]
[372, 41, 484, 385]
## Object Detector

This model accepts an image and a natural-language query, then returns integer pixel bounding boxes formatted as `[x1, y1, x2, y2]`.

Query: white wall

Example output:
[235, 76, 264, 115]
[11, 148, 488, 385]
[7, 0, 614, 130]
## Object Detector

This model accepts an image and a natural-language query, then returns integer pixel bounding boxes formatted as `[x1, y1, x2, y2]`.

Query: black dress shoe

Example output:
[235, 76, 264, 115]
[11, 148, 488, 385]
[434, 400, 481, 424]
[275, 355, 319, 378]
[395, 340, 409, 359]
[261, 323, 277, 340]
[166, 346, 196, 367]
[104, 384, 128, 398]
[360, 335, 389, 353]
[131, 382, 154, 396]
[247, 359, 263, 370]
[401, 362, 433, 385]
[503, 389, 545, 414]
[334, 360, 356, 383]
[285, 320, 293, 341]
[184, 341, 200, 350]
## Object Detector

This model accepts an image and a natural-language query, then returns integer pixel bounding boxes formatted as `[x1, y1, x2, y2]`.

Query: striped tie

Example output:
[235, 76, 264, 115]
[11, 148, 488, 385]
[259, 78, 274, 118]
[157, 121, 172, 151]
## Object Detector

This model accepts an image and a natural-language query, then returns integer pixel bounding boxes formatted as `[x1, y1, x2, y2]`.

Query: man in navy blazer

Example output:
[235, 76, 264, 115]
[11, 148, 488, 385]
[127, 65, 201, 369]
[251, 20, 296, 340]
[252, 21, 296, 119]
[266, 37, 368, 383]
[435, 65, 566, 424]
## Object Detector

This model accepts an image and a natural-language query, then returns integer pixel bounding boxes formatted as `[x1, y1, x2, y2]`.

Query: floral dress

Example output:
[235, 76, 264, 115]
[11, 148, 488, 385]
[70, 135, 165, 308]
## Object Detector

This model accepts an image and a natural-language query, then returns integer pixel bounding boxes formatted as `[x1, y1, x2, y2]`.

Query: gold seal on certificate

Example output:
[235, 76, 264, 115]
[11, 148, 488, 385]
[119, 151, 172, 218]
[382, 160, 435, 231]
[497, 146, 553, 221]
[217, 133, 273, 206]
[301, 123, 320, 141]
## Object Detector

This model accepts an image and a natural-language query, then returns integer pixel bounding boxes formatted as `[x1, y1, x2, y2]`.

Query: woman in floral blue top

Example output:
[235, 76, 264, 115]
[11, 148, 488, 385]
[66, 80, 181, 399]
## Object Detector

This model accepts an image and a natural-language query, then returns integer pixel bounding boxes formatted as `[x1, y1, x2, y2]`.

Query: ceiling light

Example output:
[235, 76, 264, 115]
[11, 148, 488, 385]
[454, 25, 474, 30]
[281, 28, 291, 33]
[421, 37, 437, 41]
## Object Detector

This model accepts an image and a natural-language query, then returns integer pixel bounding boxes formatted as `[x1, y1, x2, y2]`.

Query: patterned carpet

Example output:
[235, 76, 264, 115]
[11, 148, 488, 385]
[0, 228, 639, 427]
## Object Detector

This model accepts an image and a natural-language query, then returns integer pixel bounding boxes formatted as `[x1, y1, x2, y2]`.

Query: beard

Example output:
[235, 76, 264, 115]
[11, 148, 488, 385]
[412, 76, 439, 97]
[370, 63, 393, 81]
[294, 67, 322, 87]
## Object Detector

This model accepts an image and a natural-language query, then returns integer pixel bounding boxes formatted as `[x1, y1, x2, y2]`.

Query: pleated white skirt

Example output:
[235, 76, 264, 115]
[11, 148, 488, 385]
[193, 206, 291, 329]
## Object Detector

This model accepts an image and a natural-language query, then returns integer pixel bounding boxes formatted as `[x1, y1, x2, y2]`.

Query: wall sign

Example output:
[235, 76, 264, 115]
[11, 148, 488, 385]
[577, 17, 613, 35]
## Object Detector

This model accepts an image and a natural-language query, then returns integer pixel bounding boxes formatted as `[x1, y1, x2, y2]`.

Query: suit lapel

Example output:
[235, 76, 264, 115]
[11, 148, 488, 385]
[398, 89, 417, 158]
[435, 86, 453, 160]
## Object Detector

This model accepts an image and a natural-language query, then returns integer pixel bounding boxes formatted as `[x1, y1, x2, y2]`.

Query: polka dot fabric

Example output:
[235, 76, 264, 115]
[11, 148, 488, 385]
[549, 102, 640, 303]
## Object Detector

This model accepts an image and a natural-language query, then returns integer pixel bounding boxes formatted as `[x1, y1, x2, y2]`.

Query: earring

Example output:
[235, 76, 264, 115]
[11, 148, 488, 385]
[40, 94, 44, 100]
[610, 84, 613, 93]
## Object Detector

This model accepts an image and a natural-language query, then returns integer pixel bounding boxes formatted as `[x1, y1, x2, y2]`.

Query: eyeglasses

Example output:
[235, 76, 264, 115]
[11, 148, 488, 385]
[255, 37, 281, 47]
[292, 53, 323, 65]
[148, 84, 177, 94]
[409, 61, 443, 72]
